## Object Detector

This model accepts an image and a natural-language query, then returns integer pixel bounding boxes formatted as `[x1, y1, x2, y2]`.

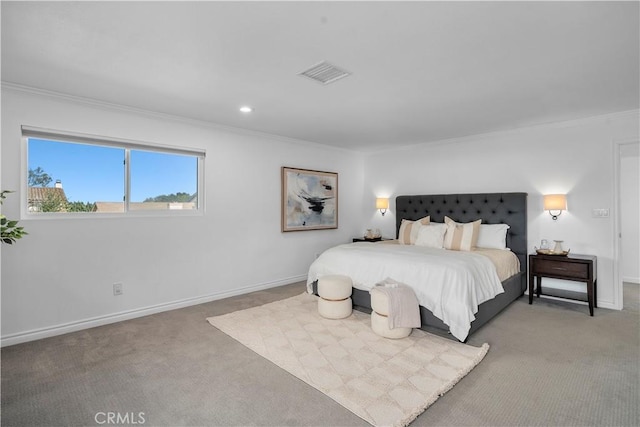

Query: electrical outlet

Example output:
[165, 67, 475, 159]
[113, 283, 123, 296]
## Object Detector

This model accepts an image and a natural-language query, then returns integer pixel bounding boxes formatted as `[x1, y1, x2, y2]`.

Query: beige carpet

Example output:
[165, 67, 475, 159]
[207, 293, 489, 427]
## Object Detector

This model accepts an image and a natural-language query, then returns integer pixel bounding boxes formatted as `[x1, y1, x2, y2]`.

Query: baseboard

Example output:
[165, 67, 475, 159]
[622, 276, 640, 285]
[1, 275, 307, 347]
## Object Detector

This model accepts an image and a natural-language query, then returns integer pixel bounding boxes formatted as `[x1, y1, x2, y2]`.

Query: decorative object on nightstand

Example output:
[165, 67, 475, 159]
[353, 228, 390, 242]
[535, 240, 570, 256]
[543, 194, 567, 220]
[529, 253, 597, 315]
[356, 228, 383, 242]
[553, 240, 564, 253]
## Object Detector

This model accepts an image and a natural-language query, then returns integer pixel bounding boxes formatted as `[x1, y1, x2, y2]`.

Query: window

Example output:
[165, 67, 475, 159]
[23, 126, 204, 215]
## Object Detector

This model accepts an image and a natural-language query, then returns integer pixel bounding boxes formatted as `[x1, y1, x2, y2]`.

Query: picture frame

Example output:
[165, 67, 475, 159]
[281, 167, 338, 232]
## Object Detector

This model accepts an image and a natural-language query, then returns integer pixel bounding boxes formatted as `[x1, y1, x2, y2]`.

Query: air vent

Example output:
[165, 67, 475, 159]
[298, 61, 351, 85]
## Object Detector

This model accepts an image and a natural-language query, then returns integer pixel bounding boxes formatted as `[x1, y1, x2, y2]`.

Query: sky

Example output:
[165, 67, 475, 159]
[28, 138, 198, 203]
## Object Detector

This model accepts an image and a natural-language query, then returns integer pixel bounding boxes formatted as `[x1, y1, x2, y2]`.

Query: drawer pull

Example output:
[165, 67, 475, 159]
[551, 267, 567, 271]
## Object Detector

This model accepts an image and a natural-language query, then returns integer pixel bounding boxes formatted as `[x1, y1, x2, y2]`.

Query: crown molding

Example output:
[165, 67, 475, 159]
[1, 81, 361, 156]
[366, 109, 640, 156]
[3, 81, 635, 157]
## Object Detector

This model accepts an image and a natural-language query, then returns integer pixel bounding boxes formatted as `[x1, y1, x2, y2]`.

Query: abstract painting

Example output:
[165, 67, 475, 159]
[281, 167, 338, 232]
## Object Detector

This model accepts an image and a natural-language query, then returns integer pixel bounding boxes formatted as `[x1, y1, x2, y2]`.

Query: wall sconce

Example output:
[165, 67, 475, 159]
[376, 198, 389, 216]
[544, 194, 567, 220]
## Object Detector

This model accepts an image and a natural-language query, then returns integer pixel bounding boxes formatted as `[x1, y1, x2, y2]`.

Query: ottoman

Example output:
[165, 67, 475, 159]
[370, 287, 412, 339]
[317, 275, 353, 319]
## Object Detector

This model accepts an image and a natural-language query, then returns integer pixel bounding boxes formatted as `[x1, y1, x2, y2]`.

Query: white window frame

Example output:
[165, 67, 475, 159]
[21, 125, 205, 219]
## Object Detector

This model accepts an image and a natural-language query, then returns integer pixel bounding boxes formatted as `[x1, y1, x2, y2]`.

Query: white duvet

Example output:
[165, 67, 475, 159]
[307, 243, 506, 341]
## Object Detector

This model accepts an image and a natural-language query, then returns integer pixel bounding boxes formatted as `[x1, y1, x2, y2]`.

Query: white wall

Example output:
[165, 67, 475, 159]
[2, 85, 637, 345]
[620, 144, 640, 283]
[364, 111, 639, 310]
[1, 87, 364, 345]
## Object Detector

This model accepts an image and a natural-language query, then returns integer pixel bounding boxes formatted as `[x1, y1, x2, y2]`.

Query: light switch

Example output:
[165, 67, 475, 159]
[591, 208, 610, 218]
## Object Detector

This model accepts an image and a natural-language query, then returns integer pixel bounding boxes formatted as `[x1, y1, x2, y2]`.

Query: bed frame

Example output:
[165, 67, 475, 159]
[347, 192, 528, 341]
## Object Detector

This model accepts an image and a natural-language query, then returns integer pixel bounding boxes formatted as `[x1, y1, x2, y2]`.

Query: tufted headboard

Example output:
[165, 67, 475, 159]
[395, 193, 528, 271]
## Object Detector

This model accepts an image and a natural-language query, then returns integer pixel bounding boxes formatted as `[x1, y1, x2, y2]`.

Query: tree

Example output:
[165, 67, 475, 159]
[28, 167, 53, 187]
[67, 201, 97, 212]
[143, 192, 193, 203]
[40, 191, 68, 212]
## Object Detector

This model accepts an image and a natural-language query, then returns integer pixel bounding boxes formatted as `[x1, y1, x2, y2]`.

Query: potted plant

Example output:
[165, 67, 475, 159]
[1, 190, 27, 244]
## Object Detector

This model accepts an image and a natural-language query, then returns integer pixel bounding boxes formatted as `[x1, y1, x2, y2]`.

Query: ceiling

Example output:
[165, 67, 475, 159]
[2, 1, 638, 152]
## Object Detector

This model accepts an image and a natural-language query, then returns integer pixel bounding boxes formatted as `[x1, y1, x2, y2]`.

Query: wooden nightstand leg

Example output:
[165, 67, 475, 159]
[529, 273, 534, 304]
[536, 276, 542, 298]
[587, 279, 594, 316]
[594, 280, 598, 308]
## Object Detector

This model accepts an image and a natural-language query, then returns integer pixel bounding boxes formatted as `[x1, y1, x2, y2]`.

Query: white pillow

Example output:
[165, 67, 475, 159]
[415, 223, 447, 248]
[398, 216, 430, 244]
[477, 223, 510, 250]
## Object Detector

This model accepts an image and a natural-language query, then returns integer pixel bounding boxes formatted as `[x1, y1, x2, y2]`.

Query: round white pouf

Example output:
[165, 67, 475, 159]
[371, 311, 411, 339]
[317, 275, 353, 319]
[370, 288, 390, 316]
[318, 297, 353, 319]
[318, 275, 353, 300]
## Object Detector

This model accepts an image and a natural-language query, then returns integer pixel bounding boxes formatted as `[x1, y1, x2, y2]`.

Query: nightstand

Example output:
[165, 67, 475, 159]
[352, 237, 390, 242]
[528, 253, 597, 316]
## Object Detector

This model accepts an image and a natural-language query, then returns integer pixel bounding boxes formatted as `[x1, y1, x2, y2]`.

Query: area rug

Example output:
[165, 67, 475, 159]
[207, 293, 489, 427]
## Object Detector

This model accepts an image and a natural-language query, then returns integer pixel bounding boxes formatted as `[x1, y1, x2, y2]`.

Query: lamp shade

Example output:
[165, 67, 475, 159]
[543, 194, 567, 211]
[376, 198, 389, 210]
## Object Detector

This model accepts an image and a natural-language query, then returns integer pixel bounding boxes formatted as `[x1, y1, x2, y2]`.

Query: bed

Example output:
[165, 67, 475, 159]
[308, 192, 528, 342]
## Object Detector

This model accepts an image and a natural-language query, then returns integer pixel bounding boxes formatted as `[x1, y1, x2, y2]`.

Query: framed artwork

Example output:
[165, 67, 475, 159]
[281, 167, 338, 232]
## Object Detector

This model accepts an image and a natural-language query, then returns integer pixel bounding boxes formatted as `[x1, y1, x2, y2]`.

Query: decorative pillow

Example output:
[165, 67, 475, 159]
[443, 216, 481, 251]
[477, 223, 510, 250]
[414, 223, 447, 248]
[398, 216, 430, 244]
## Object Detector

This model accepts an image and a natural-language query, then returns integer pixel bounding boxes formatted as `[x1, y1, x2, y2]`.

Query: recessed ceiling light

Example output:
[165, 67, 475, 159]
[239, 106, 253, 113]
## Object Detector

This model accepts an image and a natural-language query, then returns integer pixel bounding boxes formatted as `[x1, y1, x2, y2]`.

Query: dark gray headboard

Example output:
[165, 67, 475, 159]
[395, 193, 528, 271]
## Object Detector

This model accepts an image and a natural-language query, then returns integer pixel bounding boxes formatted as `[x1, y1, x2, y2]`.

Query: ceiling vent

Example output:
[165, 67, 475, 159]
[298, 61, 351, 85]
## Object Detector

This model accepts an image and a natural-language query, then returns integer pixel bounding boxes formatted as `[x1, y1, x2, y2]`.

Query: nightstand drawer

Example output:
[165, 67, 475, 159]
[534, 259, 589, 279]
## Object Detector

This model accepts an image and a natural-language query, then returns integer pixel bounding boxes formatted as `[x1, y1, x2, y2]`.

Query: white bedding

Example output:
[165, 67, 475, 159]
[307, 243, 508, 341]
